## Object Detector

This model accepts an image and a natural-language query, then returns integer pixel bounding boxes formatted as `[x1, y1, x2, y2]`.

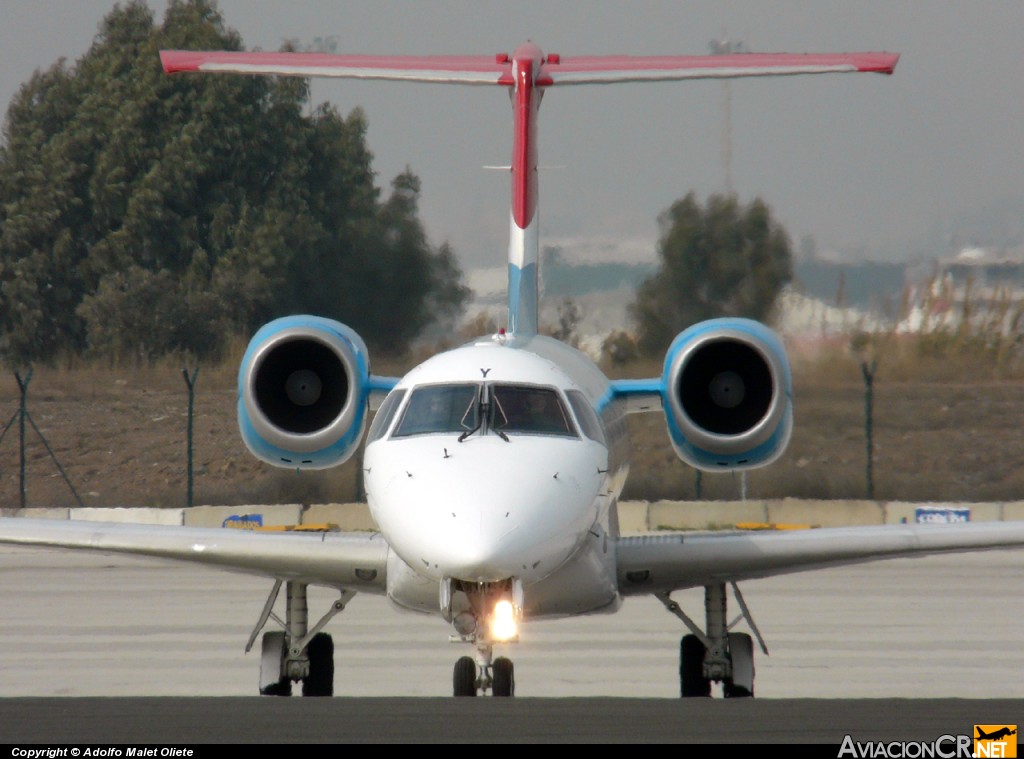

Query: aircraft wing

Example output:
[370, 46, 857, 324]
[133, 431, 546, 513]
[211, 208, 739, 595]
[539, 52, 899, 85]
[0, 518, 389, 593]
[160, 50, 513, 85]
[616, 521, 1024, 595]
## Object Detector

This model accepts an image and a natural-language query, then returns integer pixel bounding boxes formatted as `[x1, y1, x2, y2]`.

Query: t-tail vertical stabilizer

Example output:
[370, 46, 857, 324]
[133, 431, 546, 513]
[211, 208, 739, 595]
[505, 42, 544, 336]
[160, 45, 898, 336]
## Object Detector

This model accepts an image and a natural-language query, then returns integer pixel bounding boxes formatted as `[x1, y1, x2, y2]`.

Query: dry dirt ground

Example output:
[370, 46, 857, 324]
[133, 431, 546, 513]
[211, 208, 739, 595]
[1, 365, 1023, 509]
[0, 366, 357, 510]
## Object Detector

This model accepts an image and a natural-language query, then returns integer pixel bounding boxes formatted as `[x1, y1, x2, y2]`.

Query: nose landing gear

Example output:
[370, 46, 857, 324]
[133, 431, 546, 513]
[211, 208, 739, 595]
[444, 578, 520, 696]
[452, 647, 515, 697]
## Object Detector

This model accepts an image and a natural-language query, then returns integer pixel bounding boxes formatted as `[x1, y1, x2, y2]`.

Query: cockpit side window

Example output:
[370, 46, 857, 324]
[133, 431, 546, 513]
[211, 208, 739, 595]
[566, 389, 606, 444]
[366, 388, 406, 444]
[490, 385, 576, 437]
[392, 384, 479, 438]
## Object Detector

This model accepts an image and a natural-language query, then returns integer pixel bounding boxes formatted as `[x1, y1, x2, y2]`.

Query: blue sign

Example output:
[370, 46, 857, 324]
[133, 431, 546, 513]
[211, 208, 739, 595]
[915, 507, 970, 524]
[222, 514, 264, 529]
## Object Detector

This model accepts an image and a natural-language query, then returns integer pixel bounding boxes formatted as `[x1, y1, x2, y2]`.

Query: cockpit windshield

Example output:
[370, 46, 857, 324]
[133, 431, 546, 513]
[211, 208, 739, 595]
[490, 384, 575, 437]
[392, 384, 479, 437]
[390, 383, 577, 439]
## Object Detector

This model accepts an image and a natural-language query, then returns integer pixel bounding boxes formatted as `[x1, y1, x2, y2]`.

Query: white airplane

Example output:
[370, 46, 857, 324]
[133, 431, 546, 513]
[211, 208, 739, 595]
[5, 41, 1024, 700]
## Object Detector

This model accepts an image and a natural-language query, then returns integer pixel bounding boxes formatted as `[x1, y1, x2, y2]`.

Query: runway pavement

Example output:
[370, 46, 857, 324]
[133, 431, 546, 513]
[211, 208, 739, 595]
[2, 696, 1023, 744]
[0, 544, 1023, 742]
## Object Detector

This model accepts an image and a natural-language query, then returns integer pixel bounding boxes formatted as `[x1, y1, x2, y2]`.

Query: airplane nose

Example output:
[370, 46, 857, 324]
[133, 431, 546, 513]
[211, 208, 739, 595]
[370, 437, 601, 583]
[431, 470, 580, 580]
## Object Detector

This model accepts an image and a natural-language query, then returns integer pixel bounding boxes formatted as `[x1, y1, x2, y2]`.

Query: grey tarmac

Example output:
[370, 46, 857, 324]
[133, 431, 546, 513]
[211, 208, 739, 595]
[0, 545, 1022, 742]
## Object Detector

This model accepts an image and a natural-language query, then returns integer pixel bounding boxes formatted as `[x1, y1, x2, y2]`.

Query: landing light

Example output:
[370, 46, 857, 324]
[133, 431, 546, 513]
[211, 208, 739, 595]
[490, 599, 518, 641]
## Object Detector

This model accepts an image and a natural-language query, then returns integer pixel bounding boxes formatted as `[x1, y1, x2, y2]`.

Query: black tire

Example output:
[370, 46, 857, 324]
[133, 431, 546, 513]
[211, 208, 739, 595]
[453, 655, 477, 697]
[260, 679, 292, 697]
[492, 656, 515, 697]
[302, 632, 334, 697]
[722, 682, 753, 698]
[680, 634, 711, 697]
[259, 631, 291, 697]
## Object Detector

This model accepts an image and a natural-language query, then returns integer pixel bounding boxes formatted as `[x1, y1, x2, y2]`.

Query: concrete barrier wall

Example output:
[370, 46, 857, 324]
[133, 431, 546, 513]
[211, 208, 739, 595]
[768, 498, 883, 528]
[617, 500, 1022, 534]
[72, 507, 184, 525]
[648, 500, 768, 531]
[304, 503, 378, 531]
[1003, 502, 1024, 521]
[0, 508, 69, 520]
[615, 501, 649, 535]
[883, 501, 1003, 525]
[6, 500, 1024, 533]
[182, 504, 303, 528]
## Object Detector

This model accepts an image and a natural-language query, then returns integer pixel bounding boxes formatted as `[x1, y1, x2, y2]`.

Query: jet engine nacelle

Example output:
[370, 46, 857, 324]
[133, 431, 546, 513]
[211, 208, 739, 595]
[238, 315, 372, 469]
[662, 318, 792, 471]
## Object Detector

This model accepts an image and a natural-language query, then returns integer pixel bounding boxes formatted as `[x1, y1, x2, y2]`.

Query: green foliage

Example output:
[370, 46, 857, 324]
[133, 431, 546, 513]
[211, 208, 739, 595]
[77, 265, 225, 364]
[0, 0, 466, 366]
[630, 192, 793, 355]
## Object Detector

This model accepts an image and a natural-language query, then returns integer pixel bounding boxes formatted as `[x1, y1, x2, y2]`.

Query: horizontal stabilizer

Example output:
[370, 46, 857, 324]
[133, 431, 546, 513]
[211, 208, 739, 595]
[540, 52, 899, 85]
[160, 50, 512, 85]
[160, 50, 899, 87]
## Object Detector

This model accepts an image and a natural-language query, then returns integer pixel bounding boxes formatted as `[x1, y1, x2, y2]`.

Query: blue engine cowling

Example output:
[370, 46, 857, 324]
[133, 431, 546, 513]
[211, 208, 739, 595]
[662, 317, 792, 471]
[238, 315, 372, 469]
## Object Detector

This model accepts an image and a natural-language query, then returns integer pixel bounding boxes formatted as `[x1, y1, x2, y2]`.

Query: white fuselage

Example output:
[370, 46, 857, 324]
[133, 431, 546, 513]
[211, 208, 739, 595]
[364, 333, 629, 620]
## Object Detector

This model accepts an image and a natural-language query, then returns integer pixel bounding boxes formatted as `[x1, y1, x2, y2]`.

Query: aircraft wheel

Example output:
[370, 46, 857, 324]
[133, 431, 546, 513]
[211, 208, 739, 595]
[679, 634, 710, 697]
[302, 632, 334, 697]
[453, 655, 477, 697]
[723, 632, 754, 698]
[259, 631, 292, 697]
[492, 656, 515, 697]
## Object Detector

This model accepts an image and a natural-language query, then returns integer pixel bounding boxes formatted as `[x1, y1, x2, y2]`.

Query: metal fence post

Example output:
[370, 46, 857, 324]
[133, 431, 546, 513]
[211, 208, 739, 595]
[15, 369, 31, 509]
[4, 368, 84, 509]
[861, 360, 877, 500]
[182, 368, 199, 508]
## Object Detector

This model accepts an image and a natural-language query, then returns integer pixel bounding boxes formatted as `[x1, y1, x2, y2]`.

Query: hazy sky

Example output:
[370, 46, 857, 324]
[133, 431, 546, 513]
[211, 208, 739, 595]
[3, 1, 1023, 271]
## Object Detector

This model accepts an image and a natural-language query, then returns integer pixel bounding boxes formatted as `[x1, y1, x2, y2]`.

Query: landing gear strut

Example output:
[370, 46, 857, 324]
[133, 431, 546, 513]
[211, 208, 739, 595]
[248, 579, 352, 697]
[658, 582, 766, 698]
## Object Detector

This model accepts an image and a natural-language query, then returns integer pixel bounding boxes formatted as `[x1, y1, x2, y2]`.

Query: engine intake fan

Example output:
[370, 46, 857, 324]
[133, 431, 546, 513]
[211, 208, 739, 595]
[239, 316, 371, 469]
[662, 318, 792, 470]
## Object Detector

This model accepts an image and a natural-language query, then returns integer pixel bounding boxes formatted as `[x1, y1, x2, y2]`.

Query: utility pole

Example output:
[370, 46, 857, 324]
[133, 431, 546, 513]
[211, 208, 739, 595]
[709, 37, 749, 194]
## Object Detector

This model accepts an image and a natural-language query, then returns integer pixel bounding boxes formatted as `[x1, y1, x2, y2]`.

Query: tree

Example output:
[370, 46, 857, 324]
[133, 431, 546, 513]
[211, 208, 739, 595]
[0, 0, 466, 365]
[280, 168, 469, 349]
[630, 193, 792, 355]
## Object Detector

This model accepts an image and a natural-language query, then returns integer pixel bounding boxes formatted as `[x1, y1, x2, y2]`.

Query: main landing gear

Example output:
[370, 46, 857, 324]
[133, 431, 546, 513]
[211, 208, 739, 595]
[248, 579, 353, 697]
[657, 582, 767, 698]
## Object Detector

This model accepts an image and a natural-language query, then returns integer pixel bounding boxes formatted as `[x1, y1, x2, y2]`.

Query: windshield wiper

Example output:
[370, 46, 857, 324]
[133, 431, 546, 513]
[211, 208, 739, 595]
[457, 420, 480, 442]
[457, 385, 508, 442]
